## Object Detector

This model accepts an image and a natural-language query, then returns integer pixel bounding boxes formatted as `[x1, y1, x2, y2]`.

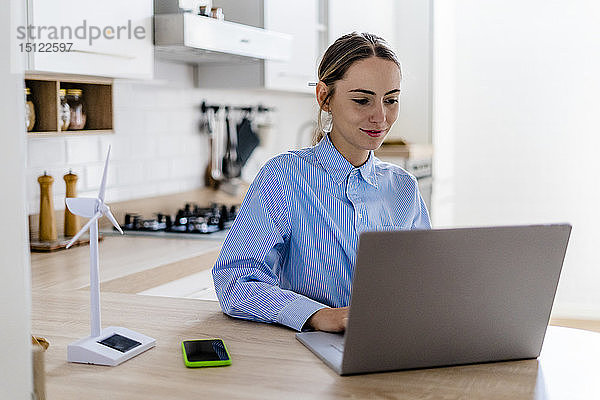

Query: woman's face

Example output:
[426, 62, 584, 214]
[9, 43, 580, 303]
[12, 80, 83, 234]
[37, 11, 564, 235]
[318, 57, 401, 166]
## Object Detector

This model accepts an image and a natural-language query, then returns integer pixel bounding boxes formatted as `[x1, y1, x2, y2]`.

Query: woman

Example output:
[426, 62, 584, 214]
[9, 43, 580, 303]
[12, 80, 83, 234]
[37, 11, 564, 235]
[212, 32, 431, 333]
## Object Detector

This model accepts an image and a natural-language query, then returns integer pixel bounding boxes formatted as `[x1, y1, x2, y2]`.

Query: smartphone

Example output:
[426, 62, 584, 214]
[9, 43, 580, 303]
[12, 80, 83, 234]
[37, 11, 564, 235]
[181, 339, 232, 368]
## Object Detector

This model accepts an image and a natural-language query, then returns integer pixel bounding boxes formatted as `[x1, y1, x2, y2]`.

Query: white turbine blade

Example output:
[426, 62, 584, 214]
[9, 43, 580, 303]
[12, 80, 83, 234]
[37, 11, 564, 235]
[105, 208, 123, 234]
[66, 197, 98, 218]
[98, 145, 111, 202]
[66, 211, 102, 248]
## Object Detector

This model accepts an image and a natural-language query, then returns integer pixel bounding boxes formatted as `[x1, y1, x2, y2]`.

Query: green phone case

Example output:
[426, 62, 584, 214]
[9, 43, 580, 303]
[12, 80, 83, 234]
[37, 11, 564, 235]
[182, 339, 232, 368]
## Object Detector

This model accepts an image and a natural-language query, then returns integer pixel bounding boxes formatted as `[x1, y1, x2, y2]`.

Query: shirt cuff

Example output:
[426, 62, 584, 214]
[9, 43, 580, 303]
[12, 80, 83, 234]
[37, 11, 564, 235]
[276, 295, 328, 332]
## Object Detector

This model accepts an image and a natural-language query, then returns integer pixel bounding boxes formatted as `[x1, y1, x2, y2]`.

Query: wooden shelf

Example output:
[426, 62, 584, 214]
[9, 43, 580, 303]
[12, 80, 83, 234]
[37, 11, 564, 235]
[27, 130, 115, 138]
[25, 73, 114, 136]
[26, 79, 58, 132]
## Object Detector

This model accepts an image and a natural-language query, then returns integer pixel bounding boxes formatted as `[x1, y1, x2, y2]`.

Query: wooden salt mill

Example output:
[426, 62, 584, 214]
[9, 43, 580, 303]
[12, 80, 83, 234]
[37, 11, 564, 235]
[38, 172, 57, 242]
[64, 170, 79, 237]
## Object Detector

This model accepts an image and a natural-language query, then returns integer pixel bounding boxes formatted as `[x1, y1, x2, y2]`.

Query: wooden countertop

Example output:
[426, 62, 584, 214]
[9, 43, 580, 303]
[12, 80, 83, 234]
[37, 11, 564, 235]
[30, 236, 222, 292]
[31, 235, 600, 399]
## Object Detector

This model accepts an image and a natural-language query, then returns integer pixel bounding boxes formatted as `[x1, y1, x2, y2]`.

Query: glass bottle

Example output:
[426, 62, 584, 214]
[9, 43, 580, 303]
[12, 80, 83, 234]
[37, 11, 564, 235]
[25, 87, 36, 132]
[58, 88, 71, 131]
[66, 88, 86, 130]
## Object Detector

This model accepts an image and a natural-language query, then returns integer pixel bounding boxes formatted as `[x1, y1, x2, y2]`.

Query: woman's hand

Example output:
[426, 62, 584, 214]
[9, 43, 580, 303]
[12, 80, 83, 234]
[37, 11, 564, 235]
[306, 307, 349, 332]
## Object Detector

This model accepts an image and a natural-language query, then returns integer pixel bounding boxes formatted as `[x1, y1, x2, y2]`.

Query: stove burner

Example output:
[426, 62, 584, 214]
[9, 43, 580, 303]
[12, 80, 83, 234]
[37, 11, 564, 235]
[119, 203, 238, 235]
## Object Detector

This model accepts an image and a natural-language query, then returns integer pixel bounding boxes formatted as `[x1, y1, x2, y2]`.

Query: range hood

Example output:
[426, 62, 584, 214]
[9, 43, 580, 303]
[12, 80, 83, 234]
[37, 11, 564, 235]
[154, 13, 292, 64]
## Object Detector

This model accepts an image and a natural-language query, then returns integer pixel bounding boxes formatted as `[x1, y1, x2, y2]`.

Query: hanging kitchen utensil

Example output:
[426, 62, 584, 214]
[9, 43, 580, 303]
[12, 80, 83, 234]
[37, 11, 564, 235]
[204, 105, 222, 188]
[198, 101, 212, 134]
[222, 107, 241, 179]
[236, 112, 260, 167]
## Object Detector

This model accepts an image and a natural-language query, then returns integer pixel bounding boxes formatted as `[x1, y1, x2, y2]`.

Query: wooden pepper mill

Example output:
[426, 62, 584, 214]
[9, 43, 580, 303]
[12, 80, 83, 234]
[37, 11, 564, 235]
[38, 172, 57, 242]
[64, 170, 79, 237]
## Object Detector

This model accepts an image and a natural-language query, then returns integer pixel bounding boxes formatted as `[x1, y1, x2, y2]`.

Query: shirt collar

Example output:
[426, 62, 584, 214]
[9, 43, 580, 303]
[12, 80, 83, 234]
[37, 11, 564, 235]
[358, 152, 378, 188]
[314, 134, 378, 188]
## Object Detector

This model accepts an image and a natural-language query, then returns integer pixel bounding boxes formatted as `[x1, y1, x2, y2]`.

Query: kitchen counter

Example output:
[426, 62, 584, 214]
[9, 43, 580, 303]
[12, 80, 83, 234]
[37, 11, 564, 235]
[31, 234, 600, 399]
[30, 236, 222, 293]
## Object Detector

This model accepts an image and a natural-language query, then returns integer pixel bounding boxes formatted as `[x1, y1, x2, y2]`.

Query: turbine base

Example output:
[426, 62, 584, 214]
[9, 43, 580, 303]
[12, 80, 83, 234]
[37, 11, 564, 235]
[67, 326, 155, 366]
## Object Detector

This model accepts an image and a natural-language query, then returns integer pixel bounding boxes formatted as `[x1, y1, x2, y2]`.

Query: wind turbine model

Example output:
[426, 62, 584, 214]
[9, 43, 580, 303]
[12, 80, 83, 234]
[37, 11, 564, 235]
[65, 146, 155, 366]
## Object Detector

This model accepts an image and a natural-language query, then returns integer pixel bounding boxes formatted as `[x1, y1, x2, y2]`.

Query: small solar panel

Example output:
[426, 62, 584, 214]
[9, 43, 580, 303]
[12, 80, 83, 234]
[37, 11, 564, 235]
[98, 334, 142, 353]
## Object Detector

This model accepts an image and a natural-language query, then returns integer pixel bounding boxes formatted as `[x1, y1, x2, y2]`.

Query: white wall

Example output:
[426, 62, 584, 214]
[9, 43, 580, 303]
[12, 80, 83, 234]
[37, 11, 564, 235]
[328, 0, 396, 43]
[25, 60, 316, 214]
[0, 1, 33, 398]
[390, 0, 433, 145]
[433, 0, 600, 318]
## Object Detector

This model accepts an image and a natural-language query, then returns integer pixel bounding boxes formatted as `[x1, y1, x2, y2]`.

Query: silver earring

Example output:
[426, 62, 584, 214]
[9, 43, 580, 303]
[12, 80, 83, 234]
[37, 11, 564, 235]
[323, 111, 333, 133]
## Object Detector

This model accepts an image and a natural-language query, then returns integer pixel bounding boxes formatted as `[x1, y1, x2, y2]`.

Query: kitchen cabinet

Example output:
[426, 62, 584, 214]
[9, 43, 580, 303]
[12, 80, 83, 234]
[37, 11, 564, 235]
[196, 0, 323, 93]
[263, 0, 322, 92]
[154, 12, 292, 63]
[24, 0, 153, 79]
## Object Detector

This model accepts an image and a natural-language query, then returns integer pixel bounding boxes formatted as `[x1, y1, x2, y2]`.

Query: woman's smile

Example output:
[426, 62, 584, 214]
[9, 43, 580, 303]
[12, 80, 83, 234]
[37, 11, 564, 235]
[360, 128, 386, 137]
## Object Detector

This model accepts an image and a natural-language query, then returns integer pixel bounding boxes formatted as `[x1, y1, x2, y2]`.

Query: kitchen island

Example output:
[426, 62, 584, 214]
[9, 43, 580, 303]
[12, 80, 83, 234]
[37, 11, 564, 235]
[31, 235, 600, 399]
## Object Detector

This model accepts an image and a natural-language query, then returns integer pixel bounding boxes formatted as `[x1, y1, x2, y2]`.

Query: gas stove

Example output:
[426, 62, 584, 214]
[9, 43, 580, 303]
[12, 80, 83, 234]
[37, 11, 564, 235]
[116, 203, 238, 238]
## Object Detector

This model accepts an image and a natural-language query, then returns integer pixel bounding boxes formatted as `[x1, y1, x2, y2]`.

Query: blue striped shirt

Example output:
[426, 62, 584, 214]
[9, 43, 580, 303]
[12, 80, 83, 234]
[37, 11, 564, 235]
[212, 134, 431, 331]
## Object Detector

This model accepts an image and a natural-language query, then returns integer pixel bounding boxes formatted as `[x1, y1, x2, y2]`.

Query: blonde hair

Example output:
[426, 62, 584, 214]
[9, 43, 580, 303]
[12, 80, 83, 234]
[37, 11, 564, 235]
[313, 32, 401, 145]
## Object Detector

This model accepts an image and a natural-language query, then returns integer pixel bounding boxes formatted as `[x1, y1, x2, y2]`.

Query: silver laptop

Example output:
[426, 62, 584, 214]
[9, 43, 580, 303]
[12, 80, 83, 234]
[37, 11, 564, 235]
[296, 224, 572, 375]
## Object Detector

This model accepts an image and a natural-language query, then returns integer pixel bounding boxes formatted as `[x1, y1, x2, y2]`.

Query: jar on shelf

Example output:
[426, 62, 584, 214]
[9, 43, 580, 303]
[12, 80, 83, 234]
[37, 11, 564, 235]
[58, 88, 71, 131]
[25, 87, 36, 132]
[66, 88, 86, 130]
[210, 7, 224, 20]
